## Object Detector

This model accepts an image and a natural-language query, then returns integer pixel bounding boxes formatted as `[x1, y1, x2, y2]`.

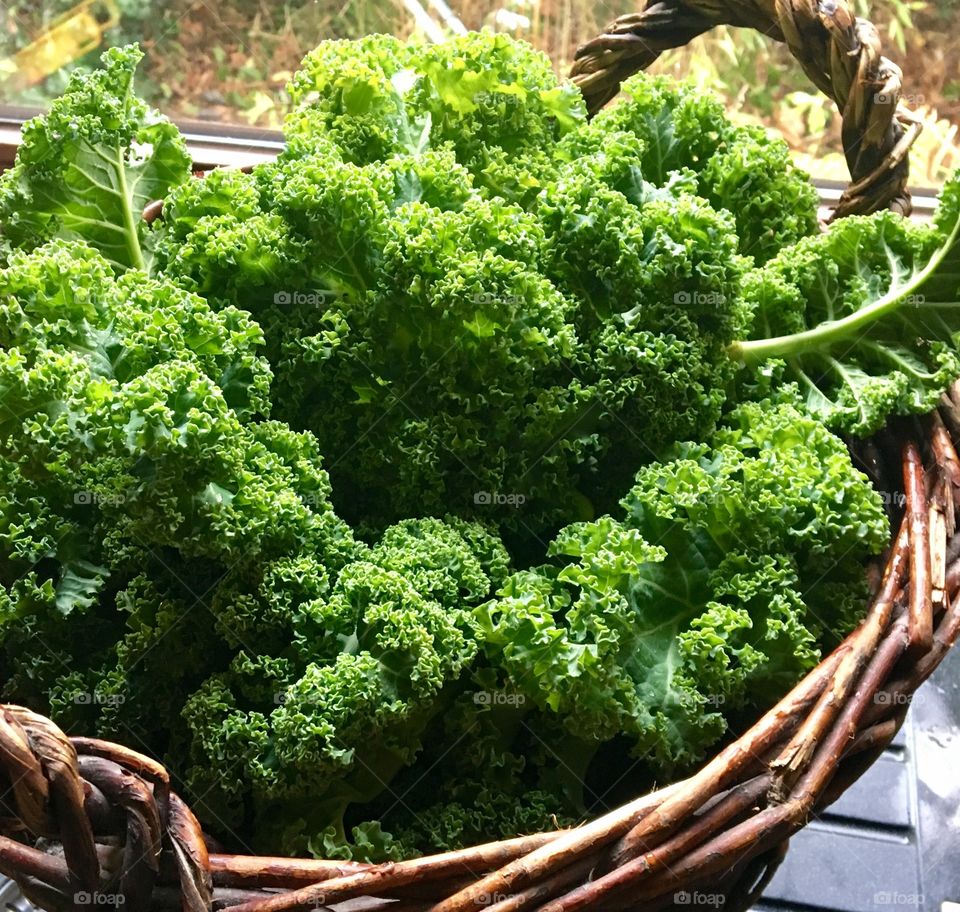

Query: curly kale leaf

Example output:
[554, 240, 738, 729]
[412, 32, 584, 194]
[585, 74, 818, 262]
[477, 402, 888, 772]
[181, 517, 501, 857]
[286, 32, 582, 201]
[151, 33, 831, 545]
[0, 46, 190, 271]
[362, 692, 577, 858]
[537, 159, 752, 507]
[732, 174, 960, 434]
[0, 238, 358, 744]
[285, 35, 426, 164]
[0, 239, 271, 420]
[700, 124, 820, 265]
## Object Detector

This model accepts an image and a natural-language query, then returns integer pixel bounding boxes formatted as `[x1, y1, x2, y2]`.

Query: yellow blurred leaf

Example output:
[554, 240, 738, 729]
[243, 90, 276, 124]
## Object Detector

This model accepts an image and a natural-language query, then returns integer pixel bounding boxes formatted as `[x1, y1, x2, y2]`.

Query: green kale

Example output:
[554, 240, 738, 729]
[286, 31, 584, 201]
[586, 74, 819, 263]
[730, 171, 960, 434]
[0, 46, 190, 271]
[180, 517, 505, 857]
[3, 34, 957, 865]
[0, 238, 359, 749]
[476, 402, 888, 772]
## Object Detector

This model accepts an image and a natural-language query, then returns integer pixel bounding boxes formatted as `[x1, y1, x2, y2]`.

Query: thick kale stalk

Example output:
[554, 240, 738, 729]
[727, 175, 960, 434]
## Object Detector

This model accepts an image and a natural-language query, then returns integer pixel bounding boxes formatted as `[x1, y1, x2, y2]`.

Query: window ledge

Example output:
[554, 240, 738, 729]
[0, 115, 283, 170]
[0, 116, 943, 215]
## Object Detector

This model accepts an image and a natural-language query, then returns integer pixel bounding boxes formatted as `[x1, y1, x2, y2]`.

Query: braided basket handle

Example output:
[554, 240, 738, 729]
[569, 0, 922, 219]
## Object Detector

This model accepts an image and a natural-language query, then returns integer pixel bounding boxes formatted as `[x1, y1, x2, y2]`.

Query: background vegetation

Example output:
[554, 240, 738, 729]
[1, 0, 957, 185]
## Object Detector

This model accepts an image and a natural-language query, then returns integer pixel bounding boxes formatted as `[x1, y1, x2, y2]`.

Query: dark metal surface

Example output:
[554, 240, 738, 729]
[0, 874, 33, 911]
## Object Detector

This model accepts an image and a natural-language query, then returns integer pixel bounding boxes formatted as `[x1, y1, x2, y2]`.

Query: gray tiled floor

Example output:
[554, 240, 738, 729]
[756, 642, 960, 912]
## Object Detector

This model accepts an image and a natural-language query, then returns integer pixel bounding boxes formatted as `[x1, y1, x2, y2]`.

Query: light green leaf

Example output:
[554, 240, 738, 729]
[0, 46, 190, 272]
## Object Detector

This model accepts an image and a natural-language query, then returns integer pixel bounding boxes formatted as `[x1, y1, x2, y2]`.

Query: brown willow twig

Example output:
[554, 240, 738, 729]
[535, 774, 774, 912]
[541, 605, 914, 912]
[904, 441, 934, 655]
[721, 838, 791, 912]
[220, 822, 617, 912]
[427, 625, 854, 912]
[600, 515, 911, 874]
[762, 511, 910, 803]
[207, 831, 558, 893]
[863, 588, 960, 728]
[479, 853, 600, 912]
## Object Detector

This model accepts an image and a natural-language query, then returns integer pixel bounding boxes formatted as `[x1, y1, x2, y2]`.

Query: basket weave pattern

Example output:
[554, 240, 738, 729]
[1, 2, 954, 910]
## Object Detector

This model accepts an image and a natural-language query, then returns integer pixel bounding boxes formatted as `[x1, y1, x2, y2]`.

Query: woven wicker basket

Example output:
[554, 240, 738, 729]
[2, 0, 957, 910]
